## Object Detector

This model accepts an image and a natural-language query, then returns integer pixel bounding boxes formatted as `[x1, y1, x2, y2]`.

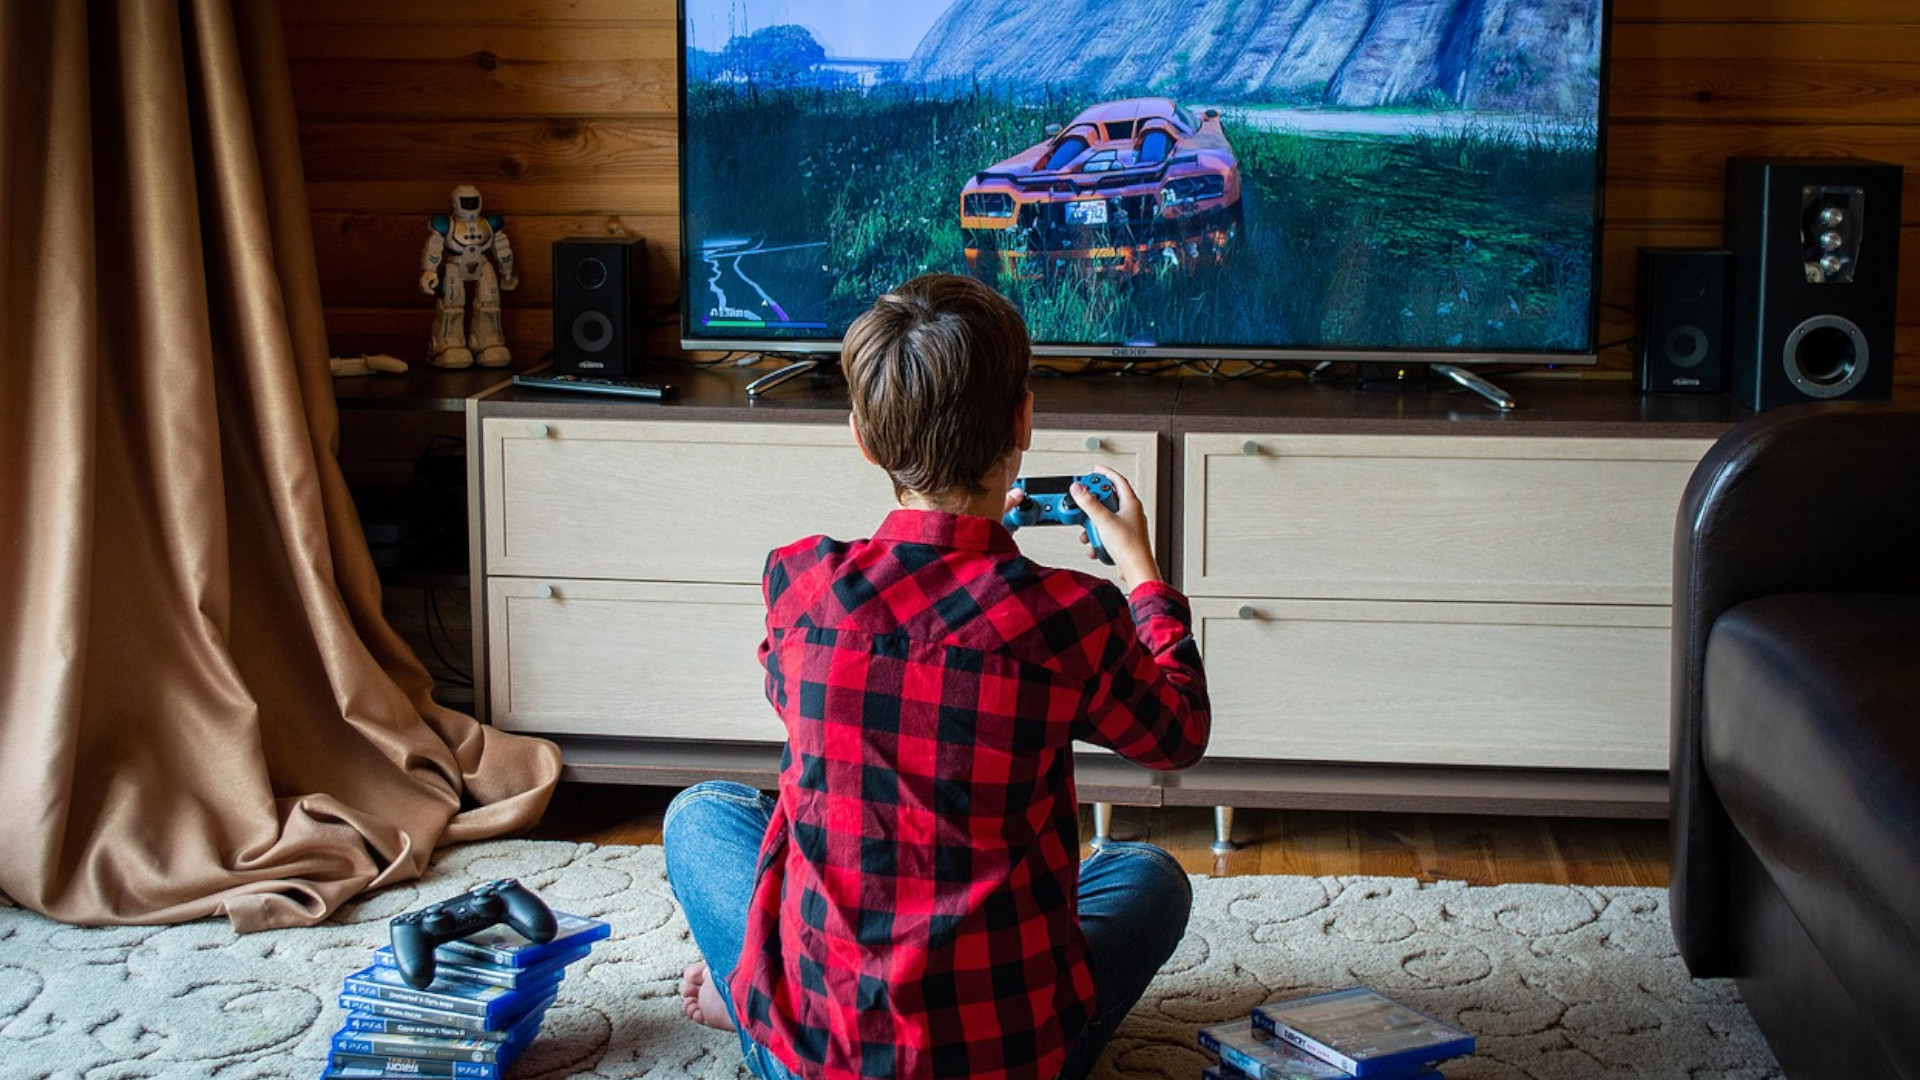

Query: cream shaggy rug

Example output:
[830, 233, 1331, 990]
[0, 840, 1782, 1080]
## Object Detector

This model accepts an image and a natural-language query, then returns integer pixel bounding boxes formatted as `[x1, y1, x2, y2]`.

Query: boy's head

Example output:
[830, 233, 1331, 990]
[841, 274, 1032, 506]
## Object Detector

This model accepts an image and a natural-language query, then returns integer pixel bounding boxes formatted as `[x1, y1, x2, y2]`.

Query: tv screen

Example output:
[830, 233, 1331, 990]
[677, 0, 1610, 364]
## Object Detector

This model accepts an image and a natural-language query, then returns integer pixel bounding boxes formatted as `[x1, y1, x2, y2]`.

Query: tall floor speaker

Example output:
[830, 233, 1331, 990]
[1636, 247, 1729, 394]
[553, 236, 646, 376]
[1725, 158, 1902, 411]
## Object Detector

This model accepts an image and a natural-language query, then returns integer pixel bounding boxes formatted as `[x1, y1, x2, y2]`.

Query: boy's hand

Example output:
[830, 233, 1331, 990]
[1072, 466, 1161, 589]
[1003, 484, 1028, 519]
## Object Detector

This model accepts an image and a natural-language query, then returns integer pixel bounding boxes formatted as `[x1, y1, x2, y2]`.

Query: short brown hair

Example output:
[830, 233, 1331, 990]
[841, 274, 1031, 502]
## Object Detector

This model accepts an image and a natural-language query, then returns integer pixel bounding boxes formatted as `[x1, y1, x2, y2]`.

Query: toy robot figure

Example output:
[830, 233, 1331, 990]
[420, 185, 518, 368]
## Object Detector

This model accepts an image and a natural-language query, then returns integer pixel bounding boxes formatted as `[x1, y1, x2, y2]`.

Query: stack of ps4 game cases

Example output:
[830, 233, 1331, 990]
[322, 911, 611, 1079]
[1197, 987, 1473, 1080]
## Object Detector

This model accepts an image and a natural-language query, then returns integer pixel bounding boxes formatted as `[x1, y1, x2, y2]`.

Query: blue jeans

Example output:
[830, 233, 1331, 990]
[662, 780, 1192, 1080]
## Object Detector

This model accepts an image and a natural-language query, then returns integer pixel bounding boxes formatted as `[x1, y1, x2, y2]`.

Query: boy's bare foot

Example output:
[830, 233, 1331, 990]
[679, 962, 737, 1032]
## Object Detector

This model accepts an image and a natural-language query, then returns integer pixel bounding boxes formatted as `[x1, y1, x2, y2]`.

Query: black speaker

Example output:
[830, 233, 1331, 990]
[1725, 158, 1902, 411]
[1636, 247, 1730, 394]
[553, 237, 646, 376]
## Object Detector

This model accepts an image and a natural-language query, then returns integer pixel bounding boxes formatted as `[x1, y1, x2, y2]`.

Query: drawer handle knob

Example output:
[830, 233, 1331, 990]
[531, 423, 551, 439]
[1084, 436, 1103, 451]
[535, 584, 555, 600]
[1237, 605, 1260, 621]
[1241, 440, 1260, 456]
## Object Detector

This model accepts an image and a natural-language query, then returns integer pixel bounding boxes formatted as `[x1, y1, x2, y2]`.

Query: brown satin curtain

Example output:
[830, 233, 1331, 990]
[0, 0, 560, 930]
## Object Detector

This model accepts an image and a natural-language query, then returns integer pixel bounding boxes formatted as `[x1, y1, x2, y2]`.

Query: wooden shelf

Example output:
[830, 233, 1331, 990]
[483, 361, 1746, 435]
[332, 357, 535, 411]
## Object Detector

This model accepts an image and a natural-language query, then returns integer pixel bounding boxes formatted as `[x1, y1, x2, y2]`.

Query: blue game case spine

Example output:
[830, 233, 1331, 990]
[337, 995, 500, 1035]
[339, 988, 554, 1036]
[325, 1051, 501, 1078]
[339, 1014, 509, 1041]
[342, 965, 550, 1025]
[335, 995, 549, 1056]
[330, 1032, 511, 1063]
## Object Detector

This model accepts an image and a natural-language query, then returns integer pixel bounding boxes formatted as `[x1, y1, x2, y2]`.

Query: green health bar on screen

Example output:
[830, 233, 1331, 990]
[702, 319, 828, 329]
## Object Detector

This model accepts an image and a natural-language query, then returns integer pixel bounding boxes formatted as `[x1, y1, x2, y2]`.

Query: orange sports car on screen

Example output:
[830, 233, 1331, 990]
[960, 97, 1243, 280]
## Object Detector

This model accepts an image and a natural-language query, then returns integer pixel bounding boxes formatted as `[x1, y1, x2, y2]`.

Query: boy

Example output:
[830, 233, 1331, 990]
[663, 274, 1211, 1080]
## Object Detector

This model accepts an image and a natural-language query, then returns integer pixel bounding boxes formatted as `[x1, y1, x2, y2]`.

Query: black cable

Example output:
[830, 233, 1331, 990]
[423, 587, 474, 687]
[415, 434, 465, 479]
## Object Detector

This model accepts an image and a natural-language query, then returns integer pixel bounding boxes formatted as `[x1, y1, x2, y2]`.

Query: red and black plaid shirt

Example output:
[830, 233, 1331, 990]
[729, 509, 1210, 1080]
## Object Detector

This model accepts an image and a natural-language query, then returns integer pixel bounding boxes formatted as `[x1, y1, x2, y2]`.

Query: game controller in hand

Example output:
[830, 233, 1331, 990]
[390, 878, 558, 988]
[1003, 473, 1122, 565]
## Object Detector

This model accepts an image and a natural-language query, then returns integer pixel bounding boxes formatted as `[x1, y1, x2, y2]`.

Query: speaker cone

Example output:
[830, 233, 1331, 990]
[572, 311, 614, 353]
[1782, 315, 1868, 398]
[1664, 324, 1709, 369]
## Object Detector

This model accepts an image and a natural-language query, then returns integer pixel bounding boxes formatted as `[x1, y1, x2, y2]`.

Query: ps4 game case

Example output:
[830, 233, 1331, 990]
[1198, 1016, 1444, 1080]
[1251, 987, 1474, 1077]
[331, 1000, 547, 1063]
[372, 938, 592, 989]
[341, 962, 561, 1025]
[324, 1051, 506, 1079]
[435, 910, 610, 968]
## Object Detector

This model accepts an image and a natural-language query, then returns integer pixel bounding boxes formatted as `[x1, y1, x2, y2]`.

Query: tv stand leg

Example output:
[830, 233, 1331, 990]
[1212, 805, 1236, 854]
[1089, 802, 1113, 850]
[745, 357, 822, 397]
[1433, 363, 1517, 411]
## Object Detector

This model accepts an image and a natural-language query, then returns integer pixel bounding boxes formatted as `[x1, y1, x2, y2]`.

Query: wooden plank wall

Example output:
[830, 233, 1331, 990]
[285, 0, 1920, 382]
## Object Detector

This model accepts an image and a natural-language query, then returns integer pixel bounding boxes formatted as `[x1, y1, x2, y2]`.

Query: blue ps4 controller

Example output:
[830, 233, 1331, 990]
[1003, 473, 1121, 565]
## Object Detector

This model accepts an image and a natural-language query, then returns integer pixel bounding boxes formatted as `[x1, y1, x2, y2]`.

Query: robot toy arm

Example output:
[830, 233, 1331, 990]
[420, 225, 446, 294]
[492, 226, 518, 292]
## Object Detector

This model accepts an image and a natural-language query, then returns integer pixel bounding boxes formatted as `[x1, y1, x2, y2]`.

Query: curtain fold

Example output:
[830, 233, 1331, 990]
[0, 0, 561, 932]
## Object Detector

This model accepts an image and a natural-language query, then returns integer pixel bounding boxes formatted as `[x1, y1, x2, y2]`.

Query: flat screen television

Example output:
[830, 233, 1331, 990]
[677, 0, 1611, 367]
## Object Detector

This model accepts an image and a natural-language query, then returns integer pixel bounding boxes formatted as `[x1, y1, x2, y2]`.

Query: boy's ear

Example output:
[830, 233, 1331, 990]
[1016, 390, 1034, 452]
[849, 412, 882, 466]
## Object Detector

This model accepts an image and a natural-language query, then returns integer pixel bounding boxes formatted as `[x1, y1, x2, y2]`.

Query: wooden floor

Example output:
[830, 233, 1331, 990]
[524, 782, 1670, 888]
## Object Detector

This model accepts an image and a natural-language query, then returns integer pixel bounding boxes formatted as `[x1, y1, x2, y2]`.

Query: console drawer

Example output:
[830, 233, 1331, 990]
[486, 577, 1137, 763]
[486, 579, 777, 741]
[482, 420, 1159, 585]
[1183, 434, 1713, 604]
[482, 419, 890, 583]
[1193, 598, 1671, 770]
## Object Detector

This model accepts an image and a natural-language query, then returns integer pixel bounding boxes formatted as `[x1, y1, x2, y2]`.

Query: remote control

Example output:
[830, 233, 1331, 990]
[1003, 473, 1122, 565]
[512, 371, 678, 400]
[389, 878, 558, 988]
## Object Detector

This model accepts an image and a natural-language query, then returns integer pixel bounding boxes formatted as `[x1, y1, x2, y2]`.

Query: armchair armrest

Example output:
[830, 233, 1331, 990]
[1670, 400, 1920, 973]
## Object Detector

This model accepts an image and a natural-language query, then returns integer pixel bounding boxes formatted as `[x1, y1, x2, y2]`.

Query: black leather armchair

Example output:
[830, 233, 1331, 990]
[1671, 401, 1920, 1079]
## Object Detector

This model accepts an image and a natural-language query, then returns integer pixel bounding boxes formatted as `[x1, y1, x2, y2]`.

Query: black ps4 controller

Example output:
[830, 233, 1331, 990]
[389, 878, 558, 987]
